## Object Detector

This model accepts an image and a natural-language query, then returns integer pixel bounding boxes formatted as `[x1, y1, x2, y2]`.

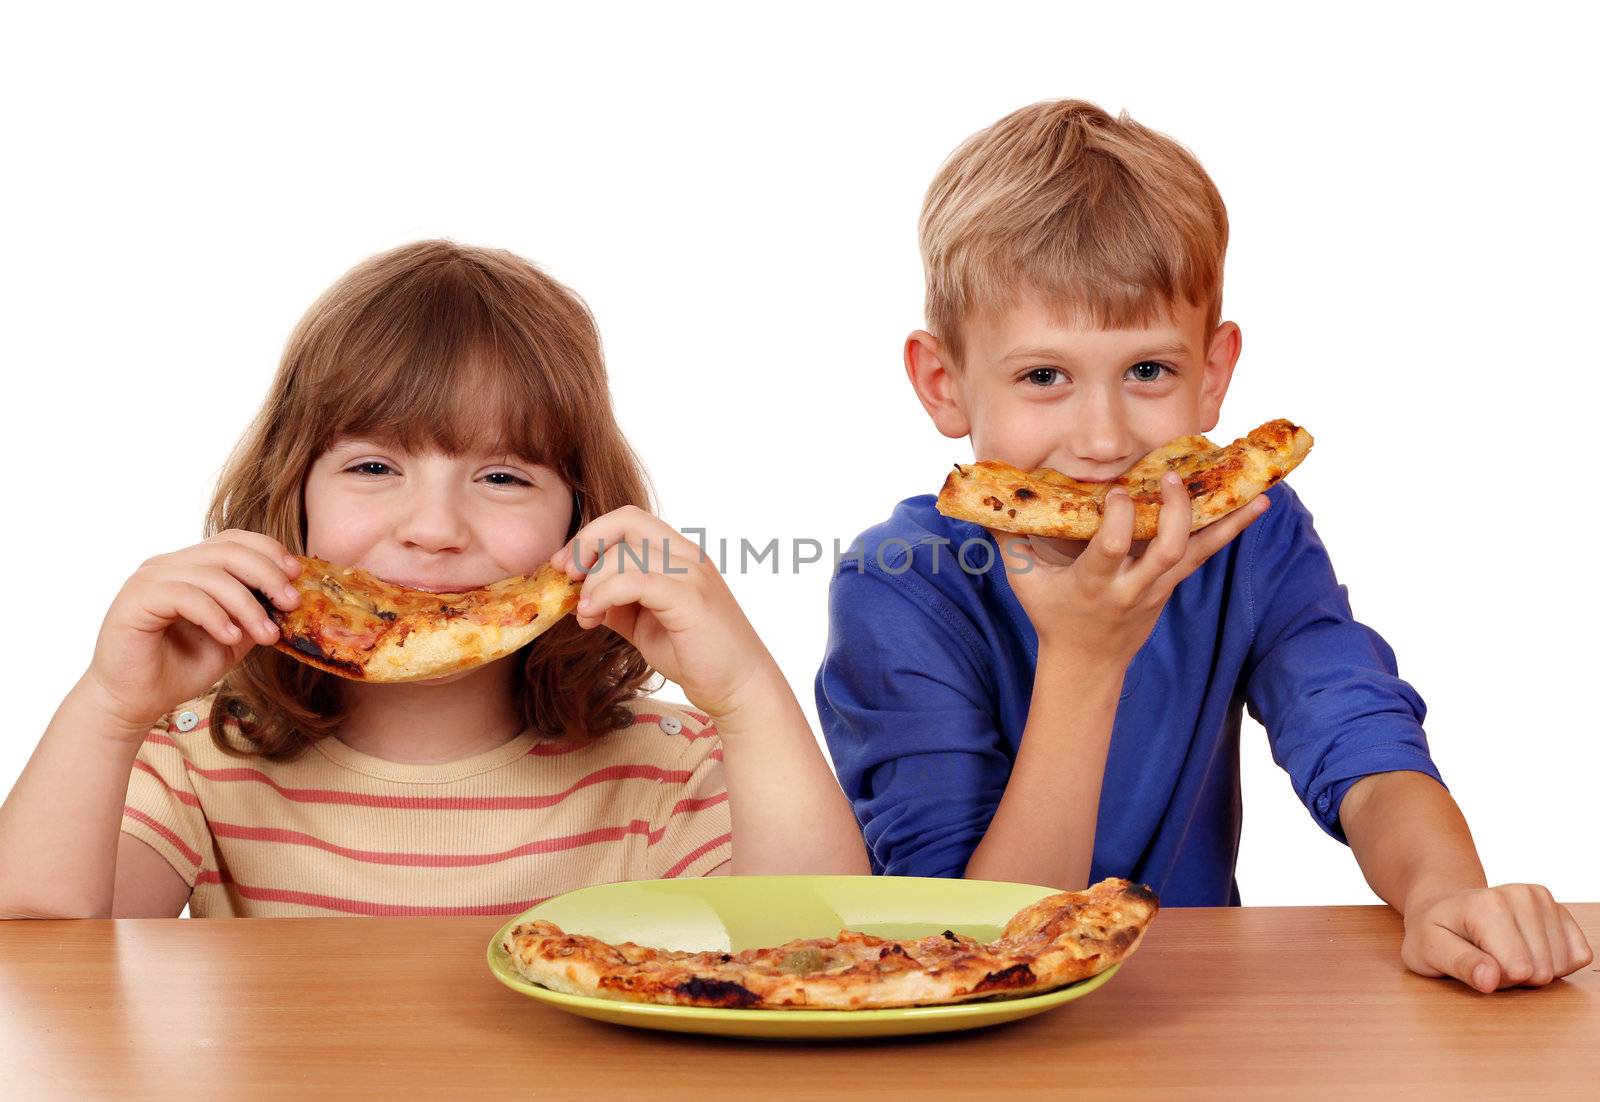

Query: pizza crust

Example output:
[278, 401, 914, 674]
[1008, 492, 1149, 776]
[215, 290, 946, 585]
[501, 877, 1159, 1010]
[254, 556, 581, 683]
[937, 418, 1313, 540]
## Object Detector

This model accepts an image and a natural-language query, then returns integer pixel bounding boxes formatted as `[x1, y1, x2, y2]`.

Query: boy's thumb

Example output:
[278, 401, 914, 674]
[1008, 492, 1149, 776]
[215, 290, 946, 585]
[1456, 949, 1499, 992]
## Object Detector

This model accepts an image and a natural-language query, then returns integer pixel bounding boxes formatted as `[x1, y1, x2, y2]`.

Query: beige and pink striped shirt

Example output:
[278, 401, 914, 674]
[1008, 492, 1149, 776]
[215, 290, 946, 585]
[120, 686, 732, 917]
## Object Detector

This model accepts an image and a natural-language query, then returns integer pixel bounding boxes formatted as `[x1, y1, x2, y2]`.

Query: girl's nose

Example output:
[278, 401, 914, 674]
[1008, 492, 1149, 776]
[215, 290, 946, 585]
[394, 487, 470, 555]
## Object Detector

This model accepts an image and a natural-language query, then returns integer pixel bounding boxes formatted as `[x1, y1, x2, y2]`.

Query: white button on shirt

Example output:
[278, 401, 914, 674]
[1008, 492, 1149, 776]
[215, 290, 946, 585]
[658, 714, 683, 735]
[175, 709, 200, 732]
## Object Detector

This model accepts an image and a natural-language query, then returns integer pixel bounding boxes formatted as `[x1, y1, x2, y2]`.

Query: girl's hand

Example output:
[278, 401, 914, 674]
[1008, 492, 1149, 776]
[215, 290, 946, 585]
[551, 506, 772, 721]
[85, 530, 304, 735]
[989, 473, 1270, 666]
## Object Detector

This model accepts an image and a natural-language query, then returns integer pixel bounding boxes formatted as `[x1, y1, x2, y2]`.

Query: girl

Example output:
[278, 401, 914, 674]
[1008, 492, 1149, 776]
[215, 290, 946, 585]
[0, 240, 868, 918]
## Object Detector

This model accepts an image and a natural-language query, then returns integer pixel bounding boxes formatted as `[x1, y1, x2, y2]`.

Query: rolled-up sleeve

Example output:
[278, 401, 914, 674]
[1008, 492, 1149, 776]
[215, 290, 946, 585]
[1241, 485, 1444, 842]
[816, 559, 1012, 877]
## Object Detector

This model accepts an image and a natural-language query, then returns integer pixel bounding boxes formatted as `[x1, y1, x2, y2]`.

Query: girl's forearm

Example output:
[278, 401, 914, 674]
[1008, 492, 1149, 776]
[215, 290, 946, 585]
[713, 663, 870, 876]
[964, 645, 1124, 889]
[0, 674, 149, 918]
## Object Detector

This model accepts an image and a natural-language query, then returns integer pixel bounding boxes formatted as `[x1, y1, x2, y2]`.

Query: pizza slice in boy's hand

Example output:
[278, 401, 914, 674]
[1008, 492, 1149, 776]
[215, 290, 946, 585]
[251, 555, 581, 682]
[937, 418, 1314, 540]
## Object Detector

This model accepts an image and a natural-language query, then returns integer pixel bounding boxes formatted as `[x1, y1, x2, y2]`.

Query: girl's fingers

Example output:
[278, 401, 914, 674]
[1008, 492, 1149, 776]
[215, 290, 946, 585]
[170, 539, 302, 610]
[562, 506, 678, 574]
[184, 566, 283, 645]
[143, 581, 253, 648]
[209, 528, 303, 576]
[578, 559, 682, 621]
[574, 579, 640, 638]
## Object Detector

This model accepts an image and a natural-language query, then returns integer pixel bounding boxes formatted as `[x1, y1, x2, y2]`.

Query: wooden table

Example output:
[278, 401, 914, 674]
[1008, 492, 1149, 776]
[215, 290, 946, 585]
[2, 904, 1595, 1099]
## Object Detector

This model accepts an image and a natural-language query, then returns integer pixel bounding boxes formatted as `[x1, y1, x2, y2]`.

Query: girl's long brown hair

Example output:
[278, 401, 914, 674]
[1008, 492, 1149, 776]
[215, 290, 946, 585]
[206, 240, 657, 759]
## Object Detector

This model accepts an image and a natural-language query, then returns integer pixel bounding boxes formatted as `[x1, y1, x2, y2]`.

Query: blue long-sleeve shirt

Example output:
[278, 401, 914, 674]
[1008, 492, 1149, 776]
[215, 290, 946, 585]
[814, 481, 1442, 906]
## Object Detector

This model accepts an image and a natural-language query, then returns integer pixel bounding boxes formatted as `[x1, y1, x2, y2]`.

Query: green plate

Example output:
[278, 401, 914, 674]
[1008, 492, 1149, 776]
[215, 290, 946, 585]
[486, 875, 1124, 1040]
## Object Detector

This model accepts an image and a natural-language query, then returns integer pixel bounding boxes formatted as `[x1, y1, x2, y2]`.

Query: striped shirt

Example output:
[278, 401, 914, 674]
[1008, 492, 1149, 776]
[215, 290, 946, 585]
[120, 687, 732, 917]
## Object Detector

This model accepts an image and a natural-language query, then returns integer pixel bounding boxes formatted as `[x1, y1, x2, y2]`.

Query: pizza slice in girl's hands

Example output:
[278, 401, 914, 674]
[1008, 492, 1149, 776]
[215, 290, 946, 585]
[250, 555, 581, 683]
[500, 877, 1158, 1010]
[937, 418, 1313, 540]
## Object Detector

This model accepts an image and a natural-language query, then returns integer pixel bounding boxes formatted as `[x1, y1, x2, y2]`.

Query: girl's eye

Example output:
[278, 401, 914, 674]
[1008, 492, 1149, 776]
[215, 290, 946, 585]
[1025, 367, 1065, 387]
[1128, 361, 1174, 383]
[344, 463, 530, 487]
[482, 472, 532, 487]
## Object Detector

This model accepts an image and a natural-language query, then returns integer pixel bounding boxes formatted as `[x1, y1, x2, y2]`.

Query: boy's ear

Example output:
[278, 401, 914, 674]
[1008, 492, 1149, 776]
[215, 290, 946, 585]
[1197, 321, 1242, 433]
[904, 330, 971, 440]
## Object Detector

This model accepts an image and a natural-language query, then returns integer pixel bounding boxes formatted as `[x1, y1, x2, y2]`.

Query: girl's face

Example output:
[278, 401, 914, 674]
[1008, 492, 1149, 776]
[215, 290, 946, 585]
[302, 433, 573, 595]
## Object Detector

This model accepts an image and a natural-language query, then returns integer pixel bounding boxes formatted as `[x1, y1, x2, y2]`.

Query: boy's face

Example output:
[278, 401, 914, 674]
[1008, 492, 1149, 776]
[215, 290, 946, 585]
[907, 293, 1240, 482]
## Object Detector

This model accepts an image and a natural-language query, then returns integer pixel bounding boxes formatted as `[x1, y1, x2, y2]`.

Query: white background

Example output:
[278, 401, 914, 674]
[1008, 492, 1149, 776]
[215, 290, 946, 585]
[3, 2, 1596, 906]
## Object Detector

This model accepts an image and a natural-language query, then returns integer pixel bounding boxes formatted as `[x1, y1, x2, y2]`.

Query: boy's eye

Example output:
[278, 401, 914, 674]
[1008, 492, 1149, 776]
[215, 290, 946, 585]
[1127, 361, 1174, 383]
[1025, 367, 1065, 387]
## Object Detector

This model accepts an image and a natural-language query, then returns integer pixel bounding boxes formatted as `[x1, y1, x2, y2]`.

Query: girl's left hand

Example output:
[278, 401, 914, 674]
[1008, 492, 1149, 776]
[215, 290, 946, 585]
[550, 506, 771, 721]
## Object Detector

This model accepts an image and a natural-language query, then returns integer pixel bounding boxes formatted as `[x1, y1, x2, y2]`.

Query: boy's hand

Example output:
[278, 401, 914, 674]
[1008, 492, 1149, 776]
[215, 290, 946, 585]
[988, 472, 1270, 665]
[1402, 883, 1594, 992]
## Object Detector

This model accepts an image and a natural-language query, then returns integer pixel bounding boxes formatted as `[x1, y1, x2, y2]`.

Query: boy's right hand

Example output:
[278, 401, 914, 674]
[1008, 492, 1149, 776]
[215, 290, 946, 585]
[83, 530, 304, 736]
[988, 472, 1271, 666]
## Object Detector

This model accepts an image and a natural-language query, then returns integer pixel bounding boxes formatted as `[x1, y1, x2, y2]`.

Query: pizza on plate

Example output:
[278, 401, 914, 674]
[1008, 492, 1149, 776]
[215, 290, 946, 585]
[937, 418, 1313, 540]
[500, 877, 1158, 1010]
[250, 555, 581, 683]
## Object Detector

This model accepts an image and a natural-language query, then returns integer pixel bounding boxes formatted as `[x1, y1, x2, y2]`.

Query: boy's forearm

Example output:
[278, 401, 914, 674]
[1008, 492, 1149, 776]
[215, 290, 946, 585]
[0, 675, 149, 918]
[964, 645, 1124, 889]
[1339, 771, 1487, 916]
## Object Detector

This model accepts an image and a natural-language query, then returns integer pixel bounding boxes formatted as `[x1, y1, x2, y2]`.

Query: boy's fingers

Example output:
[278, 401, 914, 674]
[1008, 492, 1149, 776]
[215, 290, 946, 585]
[1509, 899, 1557, 985]
[1180, 492, 1271, 574]
[1527, 888, 1589, 979]
[1560, 910, 1595, 974]
[1411, 921, 1500, 991]
[1127, 473, 1191, 590]
[1458, 895, 1537, 986]
[1082, 490, 1134, 580]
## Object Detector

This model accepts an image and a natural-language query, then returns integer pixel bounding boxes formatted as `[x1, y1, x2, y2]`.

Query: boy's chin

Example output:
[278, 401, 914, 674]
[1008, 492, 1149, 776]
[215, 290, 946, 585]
[1036, 535, 1092, 559]
[1033, 534, 1154, 561]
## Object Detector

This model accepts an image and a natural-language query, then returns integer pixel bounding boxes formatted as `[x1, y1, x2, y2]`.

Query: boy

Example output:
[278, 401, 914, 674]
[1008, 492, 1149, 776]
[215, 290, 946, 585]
[815, 99, 1591, 993]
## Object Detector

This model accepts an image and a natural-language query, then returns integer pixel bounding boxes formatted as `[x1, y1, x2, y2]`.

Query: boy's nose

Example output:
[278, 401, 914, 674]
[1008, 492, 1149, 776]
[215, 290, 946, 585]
[1069, 395, 1136, 472]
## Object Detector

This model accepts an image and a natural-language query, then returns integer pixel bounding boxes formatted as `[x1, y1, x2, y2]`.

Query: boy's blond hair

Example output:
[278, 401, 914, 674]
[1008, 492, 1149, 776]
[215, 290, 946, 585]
[919, 99, 1228, 366]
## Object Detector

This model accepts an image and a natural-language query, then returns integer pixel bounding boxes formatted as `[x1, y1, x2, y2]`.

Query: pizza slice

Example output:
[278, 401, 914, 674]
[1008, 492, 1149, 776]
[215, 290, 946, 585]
[250, 555, 581, 683]
[500, 877, 1158, 1010]
[937, 418, 1313, 540]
